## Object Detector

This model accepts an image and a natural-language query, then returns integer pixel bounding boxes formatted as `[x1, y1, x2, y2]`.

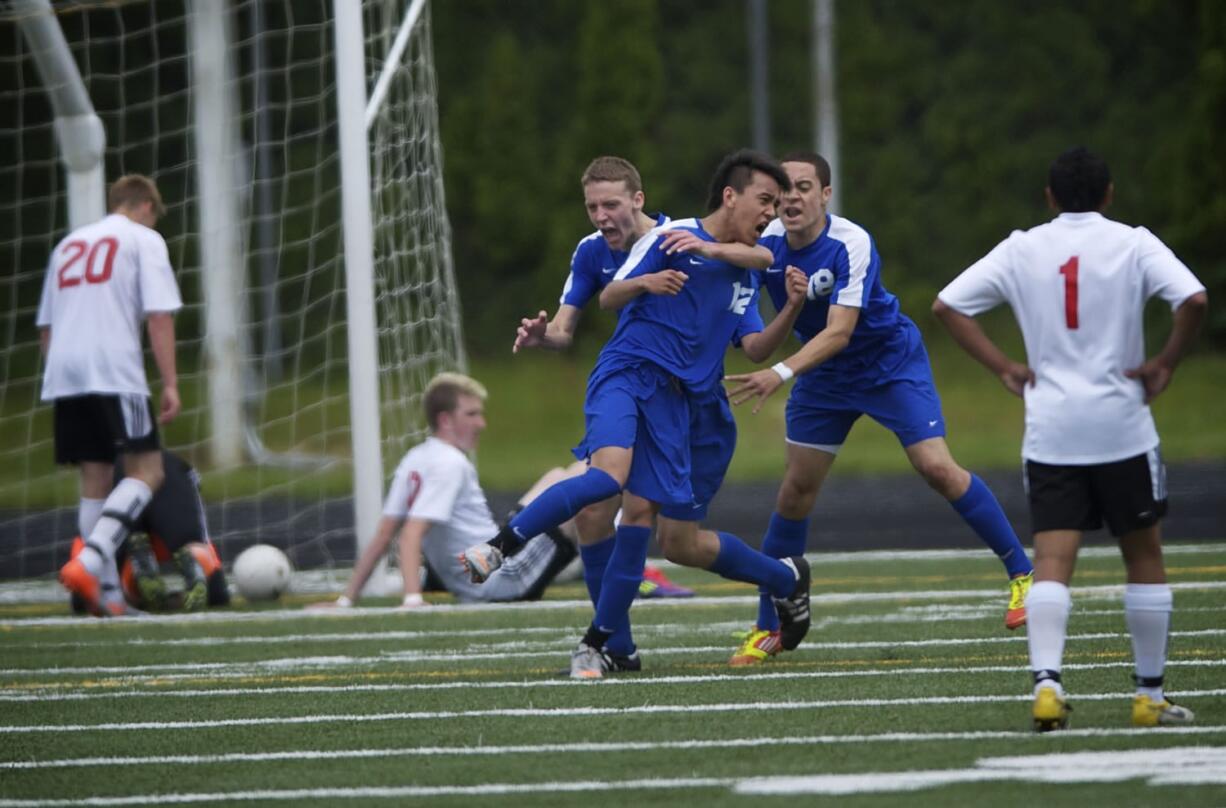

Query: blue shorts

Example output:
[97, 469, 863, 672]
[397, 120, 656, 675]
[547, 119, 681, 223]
[659, 390, 737, 522]
[573, 363, 693, 508]
[787, 333, 946, 449]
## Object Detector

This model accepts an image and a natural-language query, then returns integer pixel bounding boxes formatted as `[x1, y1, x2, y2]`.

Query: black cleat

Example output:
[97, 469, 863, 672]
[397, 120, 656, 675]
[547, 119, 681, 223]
[603, 649, 642, 673]
[774, 556, 811, 651]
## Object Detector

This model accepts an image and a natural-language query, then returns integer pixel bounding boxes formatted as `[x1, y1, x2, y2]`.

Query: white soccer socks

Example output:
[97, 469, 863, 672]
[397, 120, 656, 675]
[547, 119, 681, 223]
[83, 477, 154, 586]
[1026, 580, 1071, 695]
[1124, 582, 1173, 701]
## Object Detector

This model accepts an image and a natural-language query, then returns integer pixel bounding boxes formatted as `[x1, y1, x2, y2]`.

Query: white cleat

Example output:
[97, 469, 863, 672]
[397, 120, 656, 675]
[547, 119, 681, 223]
[459, 543, 503, 584]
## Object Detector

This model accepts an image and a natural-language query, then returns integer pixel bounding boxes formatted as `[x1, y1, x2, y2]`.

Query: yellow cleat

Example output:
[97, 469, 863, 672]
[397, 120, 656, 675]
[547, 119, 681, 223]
[1032, 685, 1071, 732]
[729, 627, 782, 667]
[1006, 571, 1033, 630]
[1132, 695, 1195, 727]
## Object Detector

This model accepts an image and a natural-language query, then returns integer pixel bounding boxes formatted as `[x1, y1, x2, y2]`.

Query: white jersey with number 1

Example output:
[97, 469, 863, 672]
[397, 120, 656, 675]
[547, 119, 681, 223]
[938, 211, 1205, 465]
[36, 213, 183, 401]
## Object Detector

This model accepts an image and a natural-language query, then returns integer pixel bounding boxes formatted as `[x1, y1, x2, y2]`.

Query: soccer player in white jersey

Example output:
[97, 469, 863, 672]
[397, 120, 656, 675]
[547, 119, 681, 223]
[313, 373, 578, 607]
[725, 153, 1034, 664]
[934, 146, 1208, 731]
[40, 175, 183, 617]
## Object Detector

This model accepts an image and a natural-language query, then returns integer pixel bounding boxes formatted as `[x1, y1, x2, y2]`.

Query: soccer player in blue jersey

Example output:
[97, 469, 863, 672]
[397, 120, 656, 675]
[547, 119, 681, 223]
[724, 152, 1035, 664]
[463, 150, 811, 677]
[509, 156, 689, 670]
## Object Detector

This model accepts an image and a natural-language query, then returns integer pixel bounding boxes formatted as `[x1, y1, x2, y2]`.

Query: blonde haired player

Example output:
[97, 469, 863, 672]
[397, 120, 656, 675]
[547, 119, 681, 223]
[935, 146, 1208, 731]
[40, 175, 182, 617]
[312, 372, 579, 607]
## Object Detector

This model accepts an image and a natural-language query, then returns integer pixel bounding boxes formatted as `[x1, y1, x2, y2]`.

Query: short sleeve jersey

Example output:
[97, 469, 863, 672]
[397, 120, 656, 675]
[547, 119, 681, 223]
[938, 211, 1206, 464]
[37, 214, 183, 400]
[381, 436, 499, 599]
[559, 213, 670, 309]
[758, 215, 903, 383]
[596, 217, 764, 393]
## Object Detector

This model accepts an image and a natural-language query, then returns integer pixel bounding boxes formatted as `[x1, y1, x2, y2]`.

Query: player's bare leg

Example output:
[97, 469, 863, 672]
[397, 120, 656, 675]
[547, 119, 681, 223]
[77, 461, 113, 537]
[905, 436, 1033, 629]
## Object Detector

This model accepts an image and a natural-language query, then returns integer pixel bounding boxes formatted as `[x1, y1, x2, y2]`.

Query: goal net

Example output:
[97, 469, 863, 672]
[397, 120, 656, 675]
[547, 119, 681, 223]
[0, 0, 465, 586]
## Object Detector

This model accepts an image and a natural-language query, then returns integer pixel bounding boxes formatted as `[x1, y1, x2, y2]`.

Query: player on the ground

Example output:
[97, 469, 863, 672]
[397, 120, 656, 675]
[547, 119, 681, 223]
[311, 373, 578, 607]
[94, 450, 225, 612]
[39, 175, 182, 617]
[463, 149, 812, 678]
[934, 146, 1207, 731]
[510, 157, 691, 664]
[723, 153, 1035, 664]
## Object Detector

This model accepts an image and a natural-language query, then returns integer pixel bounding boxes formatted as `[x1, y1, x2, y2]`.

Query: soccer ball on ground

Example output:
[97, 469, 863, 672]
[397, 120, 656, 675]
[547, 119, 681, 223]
[232, 544, 293, 602]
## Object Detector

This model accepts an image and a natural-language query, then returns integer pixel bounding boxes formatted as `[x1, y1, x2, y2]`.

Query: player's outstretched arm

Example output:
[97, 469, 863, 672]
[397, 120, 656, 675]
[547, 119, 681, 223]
[727, 303, 859, 413]
[513, 306, 582, 353]
[932, 298, 1034, 397]
[741, 266, 807, 362]
[146, 312, 180, 423]
[1125, 290, 1208, 403]
[396, 518, 430, 608]
[308, 515, 401, 608]
[598, 271, 688, 310]
[657, 230, 772, 269]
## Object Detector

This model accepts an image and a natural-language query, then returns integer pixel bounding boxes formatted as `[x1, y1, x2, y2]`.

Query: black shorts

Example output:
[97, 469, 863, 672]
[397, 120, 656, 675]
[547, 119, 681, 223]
[1025, 449, 1168, 537]
[54, 394, 160, 464]
[117, 451, 209, 552]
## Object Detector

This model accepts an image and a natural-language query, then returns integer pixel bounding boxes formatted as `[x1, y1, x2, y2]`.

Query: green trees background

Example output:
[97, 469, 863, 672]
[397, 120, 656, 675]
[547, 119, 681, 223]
[434, 0, 1225, 355]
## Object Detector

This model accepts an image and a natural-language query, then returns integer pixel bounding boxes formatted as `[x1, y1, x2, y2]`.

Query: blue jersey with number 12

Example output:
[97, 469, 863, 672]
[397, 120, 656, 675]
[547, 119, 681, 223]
[593, 218, 763, 393]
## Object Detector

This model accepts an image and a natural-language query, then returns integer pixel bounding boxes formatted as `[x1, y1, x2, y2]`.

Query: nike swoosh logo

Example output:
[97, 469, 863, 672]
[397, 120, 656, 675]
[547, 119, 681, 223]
[688, 258, 702, 266]
[928, 420, 939, 427]
[765, 268, 784, 273]
[601, 267, 616, 274]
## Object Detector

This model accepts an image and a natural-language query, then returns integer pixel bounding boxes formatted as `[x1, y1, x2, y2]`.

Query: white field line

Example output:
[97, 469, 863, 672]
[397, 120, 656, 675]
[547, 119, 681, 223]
[4, 628, 1224, 678]
[3, 540, 1220, 606]
[736, 746, 1226, 795]
[13, 604, 1226, 651]
[2, 688, 1225, 735]
[2, 659, 1223, 703]
[0, 779, 733, 807]
[4, 725, 1226, 770]
[4, 579, 1225, 629]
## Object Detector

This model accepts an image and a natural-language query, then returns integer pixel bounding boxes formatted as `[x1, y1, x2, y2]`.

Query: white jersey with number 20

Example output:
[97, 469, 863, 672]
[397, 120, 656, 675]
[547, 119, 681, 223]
[938, 211, 1205, 465]
[37, 213, 183, 401]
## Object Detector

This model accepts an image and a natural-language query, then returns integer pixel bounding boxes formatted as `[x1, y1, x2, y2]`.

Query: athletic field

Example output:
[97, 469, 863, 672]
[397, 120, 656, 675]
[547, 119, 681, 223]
[2, 543, 1224, 806]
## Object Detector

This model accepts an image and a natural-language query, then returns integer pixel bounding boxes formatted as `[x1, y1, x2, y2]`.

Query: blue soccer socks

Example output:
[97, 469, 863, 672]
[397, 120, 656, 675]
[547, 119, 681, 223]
[507, 467, 621, 545]
[582, 535, 636, 656]
[951, 474, 1033, 578]
[593, 525, 651, 643]
[708, 531, 796, 599]
[756, 513, 809, 631]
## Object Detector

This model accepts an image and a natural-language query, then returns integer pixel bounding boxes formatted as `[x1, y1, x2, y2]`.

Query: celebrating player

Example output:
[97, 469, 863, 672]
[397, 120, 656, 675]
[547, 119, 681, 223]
[463, 149, 811, 678]
[312, 372, 578, 608]
[723, 153, 1035, 664]
[934, 146, 1207, 731]
[39, 175, 182, 617]
[510, 157, 691, 669]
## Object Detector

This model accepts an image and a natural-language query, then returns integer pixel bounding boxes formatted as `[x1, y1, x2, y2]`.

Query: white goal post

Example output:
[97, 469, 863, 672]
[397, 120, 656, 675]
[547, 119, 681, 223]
[0, 0, 466, 584]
